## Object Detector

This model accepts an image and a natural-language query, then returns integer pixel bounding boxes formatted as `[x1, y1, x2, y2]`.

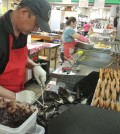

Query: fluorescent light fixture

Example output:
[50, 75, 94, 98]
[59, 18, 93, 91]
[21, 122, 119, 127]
[94, 0, 105, 9]
[62, 0, 71, 4]
[79, 0, 89, 7]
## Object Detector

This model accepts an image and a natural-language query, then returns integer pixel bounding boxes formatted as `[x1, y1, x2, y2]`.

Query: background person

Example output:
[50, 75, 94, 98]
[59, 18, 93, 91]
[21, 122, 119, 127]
[83, 22, 91, 36]
[0, 0, 51, 104]
[63, 17, 89, 59]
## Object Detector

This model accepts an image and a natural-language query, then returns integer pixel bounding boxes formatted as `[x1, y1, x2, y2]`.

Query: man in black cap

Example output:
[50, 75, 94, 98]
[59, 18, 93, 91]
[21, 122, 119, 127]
[0, 0, 51, 104]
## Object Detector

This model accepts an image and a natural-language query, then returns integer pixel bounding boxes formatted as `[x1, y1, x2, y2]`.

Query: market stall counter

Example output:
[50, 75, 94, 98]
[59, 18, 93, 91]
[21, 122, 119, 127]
[47, 67, 120, 134]
[34, 43, 120, 133]
[47, 104, 120, 134]
[35, 66, 120, 133]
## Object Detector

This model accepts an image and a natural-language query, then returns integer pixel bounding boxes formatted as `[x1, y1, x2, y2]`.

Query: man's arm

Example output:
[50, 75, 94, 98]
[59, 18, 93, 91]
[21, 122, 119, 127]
[0, 86, 36, 104]
[0, 86, 16, 100]
[26, 56, 46, 87]
[26, 57, 38, 69]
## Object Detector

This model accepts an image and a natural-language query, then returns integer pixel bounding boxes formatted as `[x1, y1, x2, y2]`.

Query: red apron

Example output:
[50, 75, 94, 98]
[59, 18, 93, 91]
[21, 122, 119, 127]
[64, 41, 76, 59]
[0, 34, 28, 92]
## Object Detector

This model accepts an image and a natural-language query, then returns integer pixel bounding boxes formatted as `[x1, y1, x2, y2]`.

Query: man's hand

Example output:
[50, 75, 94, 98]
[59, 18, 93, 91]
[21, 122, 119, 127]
[16, 90, 35, 104]
[33, 66, 46, 87]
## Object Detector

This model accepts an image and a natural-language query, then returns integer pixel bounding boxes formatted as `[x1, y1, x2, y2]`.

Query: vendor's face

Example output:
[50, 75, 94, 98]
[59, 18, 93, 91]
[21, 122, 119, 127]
[18, 8, 39, 35]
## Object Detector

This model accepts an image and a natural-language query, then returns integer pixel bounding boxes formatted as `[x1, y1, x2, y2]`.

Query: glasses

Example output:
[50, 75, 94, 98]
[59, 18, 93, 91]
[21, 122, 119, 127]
[27, 7, 39, 29]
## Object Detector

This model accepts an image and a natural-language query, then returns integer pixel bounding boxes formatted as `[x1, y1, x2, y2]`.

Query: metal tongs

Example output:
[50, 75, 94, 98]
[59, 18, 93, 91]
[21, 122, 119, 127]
[34, 85, 47, 108]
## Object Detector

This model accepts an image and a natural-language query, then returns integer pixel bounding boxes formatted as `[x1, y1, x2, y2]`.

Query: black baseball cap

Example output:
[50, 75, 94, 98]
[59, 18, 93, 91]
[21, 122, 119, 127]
[19, 0, 51, 32]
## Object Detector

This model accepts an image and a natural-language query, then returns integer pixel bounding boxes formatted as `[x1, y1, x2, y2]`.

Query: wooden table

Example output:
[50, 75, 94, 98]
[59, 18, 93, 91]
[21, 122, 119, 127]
[43, 43, 60, 70]
[31, 34, 61, 42]
[27, 42, 60, 70]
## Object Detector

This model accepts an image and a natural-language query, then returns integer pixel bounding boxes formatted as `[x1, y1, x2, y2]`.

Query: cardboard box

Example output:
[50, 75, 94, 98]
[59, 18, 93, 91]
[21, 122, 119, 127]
[45, 48, 56, 60]
[38, 49, 45, 56]
[38, 48, 57, 60]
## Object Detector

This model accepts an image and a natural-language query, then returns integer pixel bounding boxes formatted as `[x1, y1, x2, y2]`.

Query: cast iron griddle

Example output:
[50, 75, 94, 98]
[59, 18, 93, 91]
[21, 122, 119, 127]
[78, 51, 113, 68]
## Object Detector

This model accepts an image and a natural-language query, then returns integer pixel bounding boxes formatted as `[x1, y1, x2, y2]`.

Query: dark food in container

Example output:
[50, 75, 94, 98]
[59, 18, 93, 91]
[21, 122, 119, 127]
[0, 98, 35, 128]
[41, 91, 61, 102]
[58, 87, 75, 103]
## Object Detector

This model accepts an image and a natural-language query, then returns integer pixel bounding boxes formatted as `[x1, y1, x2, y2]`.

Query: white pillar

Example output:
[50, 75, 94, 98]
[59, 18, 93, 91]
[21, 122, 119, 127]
[0, 0, 2, 16]
[116, 16, 120, 40]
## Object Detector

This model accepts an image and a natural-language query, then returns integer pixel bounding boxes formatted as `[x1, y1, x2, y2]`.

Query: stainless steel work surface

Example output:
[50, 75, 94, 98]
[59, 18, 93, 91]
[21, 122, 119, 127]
[52, 50, 114, 78]
[52, 61, 98, 77]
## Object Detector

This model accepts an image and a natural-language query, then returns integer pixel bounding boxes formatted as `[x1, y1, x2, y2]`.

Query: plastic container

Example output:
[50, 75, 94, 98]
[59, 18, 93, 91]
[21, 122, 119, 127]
[0, 103, 38, 134]
[30, 124, 45, 134]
